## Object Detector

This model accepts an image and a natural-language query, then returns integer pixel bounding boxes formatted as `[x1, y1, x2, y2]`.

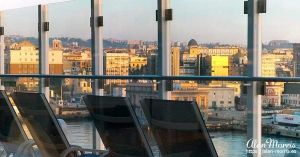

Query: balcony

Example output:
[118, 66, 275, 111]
[0, 0, 300, 157]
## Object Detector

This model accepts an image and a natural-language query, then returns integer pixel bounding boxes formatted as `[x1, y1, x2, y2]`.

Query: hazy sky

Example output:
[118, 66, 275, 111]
[3, 0, 300, 45]
[0, 0, 71, 10]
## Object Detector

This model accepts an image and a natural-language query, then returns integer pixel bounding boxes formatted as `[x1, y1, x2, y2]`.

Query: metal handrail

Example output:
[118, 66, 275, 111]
[0, 74, 300, 82]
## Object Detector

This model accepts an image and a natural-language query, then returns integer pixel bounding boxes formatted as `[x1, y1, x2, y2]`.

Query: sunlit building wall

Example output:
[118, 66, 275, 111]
[211, 56, 229, 76]
[262, 82, 284, 107]
[76, 79, 92, 94]
[8, 41, 63, 74]
[189, 47, 201, 58]
[63, 51, 92, 75]
[262, 53, 278, 77]
[202, 47, 239, 56]
[171, 47, 180, 76]
[7, 41, 63, 90]
[105, 52, 129, 85]
[129, 56, 147, 70]
[261, 52, 290, 107]
[208, 87, 235, 109]
[172, 89, 209, 110]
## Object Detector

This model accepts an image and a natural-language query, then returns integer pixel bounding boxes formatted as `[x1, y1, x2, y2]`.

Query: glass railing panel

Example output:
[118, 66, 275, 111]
[0, 77, 299, 157]
[262, 0, 299, 78]
[49, 0, 91, 76]
[170, 0, 247, 77]
[261, 81, 300, 157]
[4, 6, 39, 74]
[103, 0, 157, 76]
[110, 79, 300, 157]
[125, 79, 245, 157]
[3, 6, 40, 95]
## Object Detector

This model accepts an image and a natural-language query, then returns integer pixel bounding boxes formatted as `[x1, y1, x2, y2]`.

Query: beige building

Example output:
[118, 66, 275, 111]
[187, 39, 239, 58]
[173, 82, 235, 109]
[62, 48, 93, 94]
[7, 41, 63, 90]
[126, 81, 235, 111]
[105, 52, 129, 85]
[63, 50, 92, 75]
[207, 87, 235, 109]
[171, 89, 209, 110]
[190, 47, 240, 58]
[209, 82, 241, 97]
[8, 41, 63, 74]
[74, 78, 92, 94]
[129, 56, 147, 70]
[203, 47, 239, 56]
[262, 53, 280, 77]
[261, 51, 292, 106]
[262, 51, 293, 77]
[171, 47, 180, 76]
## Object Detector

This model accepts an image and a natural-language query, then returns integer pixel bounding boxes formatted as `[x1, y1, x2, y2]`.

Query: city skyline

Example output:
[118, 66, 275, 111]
[3, 0, 300, 44]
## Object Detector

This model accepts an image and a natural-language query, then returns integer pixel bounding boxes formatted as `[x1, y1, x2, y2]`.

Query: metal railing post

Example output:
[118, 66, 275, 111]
[0, 12, 4, 90]
[91, 0, 104, 151]
[247, 0, 262, 156]
[157, 0, 171, 100]
[91, 0, 104, 96]
[38, 5, 50, 100]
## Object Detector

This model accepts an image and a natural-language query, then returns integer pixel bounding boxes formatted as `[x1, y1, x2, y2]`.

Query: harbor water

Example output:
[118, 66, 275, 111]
[64, 120, 300, 157]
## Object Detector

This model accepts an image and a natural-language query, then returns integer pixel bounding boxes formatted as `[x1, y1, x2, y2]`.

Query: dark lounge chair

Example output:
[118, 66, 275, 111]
[0, 90, 36, 157]
[141, 99, 218, 157]
[11, 92, 108, 157]
[82, 95, 154, 157]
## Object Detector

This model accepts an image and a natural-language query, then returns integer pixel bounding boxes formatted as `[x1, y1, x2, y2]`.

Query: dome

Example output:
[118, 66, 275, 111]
[188, 39, 198, 47]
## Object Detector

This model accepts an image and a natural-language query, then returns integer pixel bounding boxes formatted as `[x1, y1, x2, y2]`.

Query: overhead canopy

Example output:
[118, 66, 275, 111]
[0, 0, 71, 11]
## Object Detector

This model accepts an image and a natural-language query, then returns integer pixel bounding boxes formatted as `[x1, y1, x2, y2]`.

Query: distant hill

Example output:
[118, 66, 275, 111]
[5, 36, 128, 49]
[263, 40, 293, 50]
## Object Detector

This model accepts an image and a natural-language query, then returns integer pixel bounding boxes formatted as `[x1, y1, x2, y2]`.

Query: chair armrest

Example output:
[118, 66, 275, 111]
[60, 145, 83, 157]
[15, 140, 36, 157]
[80, 148, 109, 157]
[60, 145, 109, 157]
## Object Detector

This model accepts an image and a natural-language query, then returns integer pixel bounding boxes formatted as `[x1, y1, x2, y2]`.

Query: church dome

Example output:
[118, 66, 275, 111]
[188, 39, 198, 47]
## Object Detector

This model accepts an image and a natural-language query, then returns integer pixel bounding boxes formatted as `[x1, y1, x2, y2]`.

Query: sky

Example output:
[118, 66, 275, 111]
[2, 0, 300, 45]
[0, 0, 71, 10]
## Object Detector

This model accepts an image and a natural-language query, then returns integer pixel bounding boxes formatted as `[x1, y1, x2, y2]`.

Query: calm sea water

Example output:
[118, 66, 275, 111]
[211, 131, 300, 157]
[64, 120, 300, 157]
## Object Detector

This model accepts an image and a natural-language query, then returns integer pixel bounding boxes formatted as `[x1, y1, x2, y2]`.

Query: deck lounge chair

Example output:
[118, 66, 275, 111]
[82, 95, 154, 157]
[11, 92, 108, 157]
[0, 90, 36, 157]
[141, 99, 218, 157]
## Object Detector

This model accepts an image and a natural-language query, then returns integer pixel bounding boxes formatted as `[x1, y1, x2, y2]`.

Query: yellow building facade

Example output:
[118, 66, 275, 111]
[105, 52, 129, 85]
[171, 47, 180, 76]
[7, 41, 63, 90]
[129, 56, 147, 70]
[211, 56, 229, 76]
